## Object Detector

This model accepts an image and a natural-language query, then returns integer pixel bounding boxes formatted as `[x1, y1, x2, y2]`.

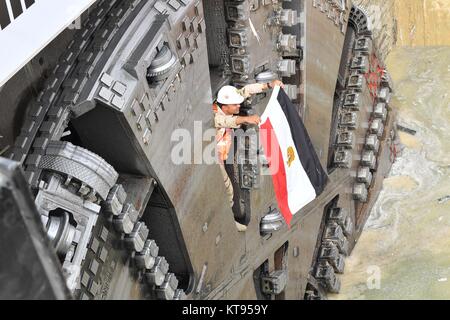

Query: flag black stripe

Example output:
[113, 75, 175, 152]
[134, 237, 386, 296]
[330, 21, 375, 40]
[0, 0, 10, 29]
[9, 0, 22, 19]
[276, 88, 328, 195]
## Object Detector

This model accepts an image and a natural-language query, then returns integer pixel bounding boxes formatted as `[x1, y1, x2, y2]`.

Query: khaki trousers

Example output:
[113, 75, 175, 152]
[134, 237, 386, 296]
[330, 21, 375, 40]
[219, 163, 234, 208]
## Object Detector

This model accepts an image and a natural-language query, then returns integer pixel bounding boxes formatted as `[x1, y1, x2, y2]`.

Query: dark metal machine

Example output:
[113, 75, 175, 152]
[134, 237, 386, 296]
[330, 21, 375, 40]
[0, 0, 397, 299]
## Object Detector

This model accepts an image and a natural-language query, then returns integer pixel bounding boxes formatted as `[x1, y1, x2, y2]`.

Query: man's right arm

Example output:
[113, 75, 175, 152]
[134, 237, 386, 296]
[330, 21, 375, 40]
[215, 114, 240, 129]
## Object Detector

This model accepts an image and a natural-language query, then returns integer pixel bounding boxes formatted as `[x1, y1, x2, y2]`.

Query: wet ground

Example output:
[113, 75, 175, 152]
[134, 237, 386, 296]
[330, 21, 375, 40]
[330, 46, 450, 300]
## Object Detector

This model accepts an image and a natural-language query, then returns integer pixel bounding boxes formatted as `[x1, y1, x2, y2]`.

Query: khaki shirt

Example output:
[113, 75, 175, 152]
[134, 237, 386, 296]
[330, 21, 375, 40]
[213, 83, 266, 162]
[213, 83, 266, 129]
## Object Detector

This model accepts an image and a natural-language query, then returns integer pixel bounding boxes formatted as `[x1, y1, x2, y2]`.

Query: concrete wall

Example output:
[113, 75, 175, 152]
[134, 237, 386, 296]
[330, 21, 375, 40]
[394, 0, 450, 47]
[353, 0, 450, 55]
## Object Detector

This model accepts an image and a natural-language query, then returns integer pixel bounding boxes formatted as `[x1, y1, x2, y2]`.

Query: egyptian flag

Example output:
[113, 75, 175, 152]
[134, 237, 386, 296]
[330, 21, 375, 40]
[259, 86, 328, 226]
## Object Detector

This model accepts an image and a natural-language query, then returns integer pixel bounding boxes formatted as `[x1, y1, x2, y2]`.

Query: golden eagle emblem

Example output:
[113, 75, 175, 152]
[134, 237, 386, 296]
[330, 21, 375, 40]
[287, 146, 295, 167]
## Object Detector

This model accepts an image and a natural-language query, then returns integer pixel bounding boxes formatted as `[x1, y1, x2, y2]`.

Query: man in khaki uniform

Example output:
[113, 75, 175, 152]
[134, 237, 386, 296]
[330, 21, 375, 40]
[213, 80, 284, 231]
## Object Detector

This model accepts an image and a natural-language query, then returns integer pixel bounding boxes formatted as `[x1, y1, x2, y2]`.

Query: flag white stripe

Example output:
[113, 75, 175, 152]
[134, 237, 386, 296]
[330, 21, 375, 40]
[261, 86, 317, 215]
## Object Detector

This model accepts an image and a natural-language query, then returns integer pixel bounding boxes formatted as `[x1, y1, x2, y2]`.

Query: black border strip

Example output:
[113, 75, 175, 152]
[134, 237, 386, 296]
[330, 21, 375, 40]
[9, 0, 23, 19]
[24, 0, 34, 9]
[0, 0, 11, 29]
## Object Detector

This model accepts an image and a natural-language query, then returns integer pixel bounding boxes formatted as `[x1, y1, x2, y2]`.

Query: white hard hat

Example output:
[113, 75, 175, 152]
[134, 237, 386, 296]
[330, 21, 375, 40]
[217, 85, 244, 105]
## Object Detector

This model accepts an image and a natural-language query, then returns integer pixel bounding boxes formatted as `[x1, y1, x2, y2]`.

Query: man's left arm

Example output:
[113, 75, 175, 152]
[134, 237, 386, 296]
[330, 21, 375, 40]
[238, 80, 285, 98]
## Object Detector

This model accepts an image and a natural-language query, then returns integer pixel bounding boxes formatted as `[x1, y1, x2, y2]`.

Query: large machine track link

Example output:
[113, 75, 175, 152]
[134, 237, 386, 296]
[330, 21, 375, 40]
[6, 0, 185, 300]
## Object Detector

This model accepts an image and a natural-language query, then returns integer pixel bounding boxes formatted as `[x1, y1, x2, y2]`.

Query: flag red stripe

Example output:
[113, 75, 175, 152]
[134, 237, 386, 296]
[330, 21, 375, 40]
[260, 118, 293, 226]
